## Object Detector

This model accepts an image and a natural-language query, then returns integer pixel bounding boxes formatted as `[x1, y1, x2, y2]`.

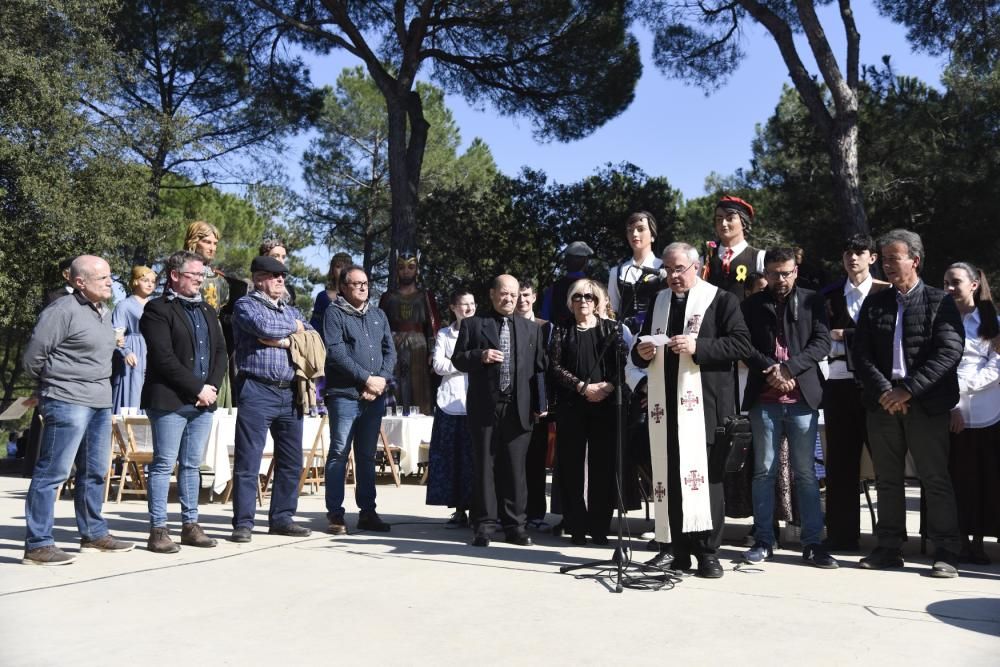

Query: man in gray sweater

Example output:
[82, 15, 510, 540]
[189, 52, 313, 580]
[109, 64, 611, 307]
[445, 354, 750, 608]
[21, 255, 134, 565]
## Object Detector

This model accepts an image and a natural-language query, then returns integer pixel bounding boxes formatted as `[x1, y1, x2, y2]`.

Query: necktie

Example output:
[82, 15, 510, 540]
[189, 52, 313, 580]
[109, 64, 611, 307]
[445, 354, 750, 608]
[499, 317, 511, 391]
[722, 248, 734, 275]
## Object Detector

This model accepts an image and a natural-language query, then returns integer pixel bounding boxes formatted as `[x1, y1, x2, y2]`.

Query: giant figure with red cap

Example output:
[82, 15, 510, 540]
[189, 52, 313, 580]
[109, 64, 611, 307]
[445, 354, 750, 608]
[703, 196, 765, 302]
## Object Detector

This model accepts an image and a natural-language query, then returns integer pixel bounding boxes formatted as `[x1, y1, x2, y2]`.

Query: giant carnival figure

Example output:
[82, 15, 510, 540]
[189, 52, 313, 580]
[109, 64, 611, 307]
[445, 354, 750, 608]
[378, 250, 441, 415]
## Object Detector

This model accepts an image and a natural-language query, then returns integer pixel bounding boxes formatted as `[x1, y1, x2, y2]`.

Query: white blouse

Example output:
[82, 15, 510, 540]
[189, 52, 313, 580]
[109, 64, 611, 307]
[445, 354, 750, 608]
[432, 324, 468, 416]
[955, 310, 1000, 428]
[608, 253, 663, 315]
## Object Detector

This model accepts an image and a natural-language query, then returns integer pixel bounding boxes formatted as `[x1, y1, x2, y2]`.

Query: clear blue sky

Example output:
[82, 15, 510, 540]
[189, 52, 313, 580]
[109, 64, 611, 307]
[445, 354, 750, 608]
[289, 1, 945, 270]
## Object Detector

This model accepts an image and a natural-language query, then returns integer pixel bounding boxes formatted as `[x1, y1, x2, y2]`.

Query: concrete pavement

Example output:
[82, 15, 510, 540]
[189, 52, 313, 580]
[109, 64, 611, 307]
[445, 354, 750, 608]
[0, 473, 997, 665]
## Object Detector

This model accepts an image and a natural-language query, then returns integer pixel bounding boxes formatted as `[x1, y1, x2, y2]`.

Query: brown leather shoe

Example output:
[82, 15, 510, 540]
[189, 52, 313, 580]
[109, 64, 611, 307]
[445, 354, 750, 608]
[328, 516, 348, 535]
[181, 523, 217, 548]
[147, 527, 180, 554]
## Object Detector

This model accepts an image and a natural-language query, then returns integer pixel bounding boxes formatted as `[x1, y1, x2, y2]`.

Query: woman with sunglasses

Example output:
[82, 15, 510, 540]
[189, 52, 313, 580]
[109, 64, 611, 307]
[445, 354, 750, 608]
[548, 280, 630, 545]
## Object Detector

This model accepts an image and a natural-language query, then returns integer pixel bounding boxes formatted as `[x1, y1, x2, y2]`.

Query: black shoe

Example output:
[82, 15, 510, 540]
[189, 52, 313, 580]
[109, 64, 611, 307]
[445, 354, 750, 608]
[930, 550, 959, 578]
[230, 527, 252, 543]
[357, 511, 391, 532]
[570, 533, 587, 546]
[472, 531, 490, 547]
[803, 544, 839, 569]
[444, 511, 468, 529]
[505, 530, 533, 546]
[696, 554, 724, 578]
[645, 551, 674, 569]
[268, 522, 312, 537]
[672, 552, 693, 571]
[590, 534, 609, 546]
[859, 546, 904, 570]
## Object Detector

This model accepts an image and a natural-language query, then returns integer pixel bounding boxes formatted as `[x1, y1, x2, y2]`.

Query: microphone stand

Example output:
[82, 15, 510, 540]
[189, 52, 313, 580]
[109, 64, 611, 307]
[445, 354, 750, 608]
[558, 322, 679, 592]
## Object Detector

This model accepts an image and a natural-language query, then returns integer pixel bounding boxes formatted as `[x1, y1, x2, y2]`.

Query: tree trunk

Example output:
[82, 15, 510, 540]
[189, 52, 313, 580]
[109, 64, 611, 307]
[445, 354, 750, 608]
[828, 116, 869, 238]
[385, 90, 429, 290]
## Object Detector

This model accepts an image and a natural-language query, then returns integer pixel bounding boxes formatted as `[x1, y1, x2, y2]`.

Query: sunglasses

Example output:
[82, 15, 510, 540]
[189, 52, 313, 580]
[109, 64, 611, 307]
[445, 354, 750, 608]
[571, 293, 596, 302]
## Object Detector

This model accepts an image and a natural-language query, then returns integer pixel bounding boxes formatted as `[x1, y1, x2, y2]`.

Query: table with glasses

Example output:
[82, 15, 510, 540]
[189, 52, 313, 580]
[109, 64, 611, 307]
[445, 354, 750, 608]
[380, 413, 434, 475]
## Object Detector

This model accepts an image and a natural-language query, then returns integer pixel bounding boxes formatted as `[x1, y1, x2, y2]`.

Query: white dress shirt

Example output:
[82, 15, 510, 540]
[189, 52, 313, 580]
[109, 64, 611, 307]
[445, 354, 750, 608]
[828, 274, 874, 381]
[955, 310, 1000, 428]
[432, 324, 468, 415]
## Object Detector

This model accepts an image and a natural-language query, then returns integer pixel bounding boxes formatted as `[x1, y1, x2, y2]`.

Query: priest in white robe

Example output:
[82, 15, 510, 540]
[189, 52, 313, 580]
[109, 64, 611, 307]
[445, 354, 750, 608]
[628, 242, 751, 578]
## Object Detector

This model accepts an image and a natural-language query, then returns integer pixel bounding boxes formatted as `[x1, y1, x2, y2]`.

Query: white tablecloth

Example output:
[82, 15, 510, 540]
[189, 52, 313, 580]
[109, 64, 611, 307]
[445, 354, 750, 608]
[380, 415, 433, 475]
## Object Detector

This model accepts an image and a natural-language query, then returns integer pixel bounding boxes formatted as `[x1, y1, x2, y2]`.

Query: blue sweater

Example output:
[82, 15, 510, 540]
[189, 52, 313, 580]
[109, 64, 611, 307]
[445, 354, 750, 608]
[323, 298, 396, 400]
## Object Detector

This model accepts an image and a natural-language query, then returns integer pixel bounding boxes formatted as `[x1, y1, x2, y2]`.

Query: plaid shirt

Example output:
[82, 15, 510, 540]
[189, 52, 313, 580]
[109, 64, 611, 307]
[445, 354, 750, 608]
[232, 290, 311, 382]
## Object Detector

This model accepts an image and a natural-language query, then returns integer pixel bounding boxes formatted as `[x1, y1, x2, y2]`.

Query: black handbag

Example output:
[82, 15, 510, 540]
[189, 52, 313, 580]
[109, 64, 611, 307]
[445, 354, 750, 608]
[722, 414, 752, 473]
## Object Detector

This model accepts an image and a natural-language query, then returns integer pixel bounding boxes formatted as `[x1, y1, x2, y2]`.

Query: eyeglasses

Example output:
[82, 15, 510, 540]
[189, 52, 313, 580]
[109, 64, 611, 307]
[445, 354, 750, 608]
[178, 271, 204, 280]
[663, 264, 695, 276]
[571, 293, 596, 302]
[766, 269, 797, 280]
[344, 280, 368, 288]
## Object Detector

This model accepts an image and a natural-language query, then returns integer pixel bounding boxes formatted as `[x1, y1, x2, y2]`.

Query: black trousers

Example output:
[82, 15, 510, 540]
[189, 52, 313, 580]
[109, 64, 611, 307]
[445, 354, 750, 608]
[525, 421, 549, 520]
[867, 402, 961, 554]
[823, 379, 869, 544]
[469, 398, 531, 530]
[556, 399, 616, 538]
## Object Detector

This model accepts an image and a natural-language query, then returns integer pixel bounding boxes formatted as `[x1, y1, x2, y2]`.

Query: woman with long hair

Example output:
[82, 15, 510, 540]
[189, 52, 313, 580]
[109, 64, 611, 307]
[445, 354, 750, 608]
[426, 289, 477, 526]
[943, 262, 1000, 564]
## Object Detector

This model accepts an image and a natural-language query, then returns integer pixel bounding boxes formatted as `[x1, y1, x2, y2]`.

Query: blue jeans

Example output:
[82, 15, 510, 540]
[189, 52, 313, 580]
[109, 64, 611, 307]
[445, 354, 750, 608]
[25, 398, 112, 549]
[749, 402, 824, 547]
[325, 394, 385, 518]
[232, 378, 304, 529]
[147, 406, 215, 527]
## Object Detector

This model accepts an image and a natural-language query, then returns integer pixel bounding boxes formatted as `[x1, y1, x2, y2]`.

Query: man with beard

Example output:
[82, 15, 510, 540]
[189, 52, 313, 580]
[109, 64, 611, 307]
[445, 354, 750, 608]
[378, 250, 440, 415]
[741, 247, 836, 570]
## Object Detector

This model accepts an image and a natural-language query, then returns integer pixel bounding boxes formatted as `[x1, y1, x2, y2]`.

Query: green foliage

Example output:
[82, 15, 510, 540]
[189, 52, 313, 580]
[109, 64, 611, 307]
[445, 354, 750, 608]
[876, 1, 1000, 69]
[416, 163, 681, 310]
[97, 0, 318, 265]
[264, 0, 642, 141]
[0, 0, 152, 400]
[731, 63, 1000, 282]
[301, 67, 498, 280]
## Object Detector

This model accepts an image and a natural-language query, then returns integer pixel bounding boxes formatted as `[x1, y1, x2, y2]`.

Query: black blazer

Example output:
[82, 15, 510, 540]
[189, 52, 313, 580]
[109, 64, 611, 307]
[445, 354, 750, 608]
[851, 282, 964, 415]
[452, 312, 546, 432]
[140, 296, 228, 411]
[742, 286, 831, 410]
[821, 277, 891, 373]
[631, 288, 751, 443]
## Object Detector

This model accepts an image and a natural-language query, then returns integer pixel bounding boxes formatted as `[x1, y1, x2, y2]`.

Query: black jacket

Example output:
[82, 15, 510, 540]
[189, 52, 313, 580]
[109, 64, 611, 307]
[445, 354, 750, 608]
[631, 287, 751, 444]
[452, 312, 546, 432]
[820, 276, 891, 373]
[140, 296, 228, 411]
[851, 282, 964, 415]
[742, 286, 831, 411]
[548, 317, 629, 410]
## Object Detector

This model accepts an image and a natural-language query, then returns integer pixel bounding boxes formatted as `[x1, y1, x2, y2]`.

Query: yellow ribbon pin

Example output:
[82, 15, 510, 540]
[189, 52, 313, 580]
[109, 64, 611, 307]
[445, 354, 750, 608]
[735, 265, 748, 282]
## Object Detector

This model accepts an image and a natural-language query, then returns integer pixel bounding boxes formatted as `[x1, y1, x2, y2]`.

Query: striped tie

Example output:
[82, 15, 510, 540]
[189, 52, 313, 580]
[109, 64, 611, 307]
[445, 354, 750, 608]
[499, 318, 511, 391]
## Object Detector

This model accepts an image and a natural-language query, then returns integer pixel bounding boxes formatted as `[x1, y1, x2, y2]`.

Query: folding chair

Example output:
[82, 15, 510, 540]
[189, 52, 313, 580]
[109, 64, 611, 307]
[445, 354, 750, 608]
[112, 415, 154, 502]
[298, 415, 328, 494]
[378, 426, 402, 487]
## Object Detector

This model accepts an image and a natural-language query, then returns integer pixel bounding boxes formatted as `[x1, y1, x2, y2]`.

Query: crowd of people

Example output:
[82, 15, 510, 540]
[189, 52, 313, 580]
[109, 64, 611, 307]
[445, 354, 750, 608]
[17, 199, 999, 582]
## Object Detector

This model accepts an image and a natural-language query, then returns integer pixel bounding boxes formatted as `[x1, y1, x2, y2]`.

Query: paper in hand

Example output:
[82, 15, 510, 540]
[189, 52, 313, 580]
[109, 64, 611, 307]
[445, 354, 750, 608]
[639, 334, 670, 347]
